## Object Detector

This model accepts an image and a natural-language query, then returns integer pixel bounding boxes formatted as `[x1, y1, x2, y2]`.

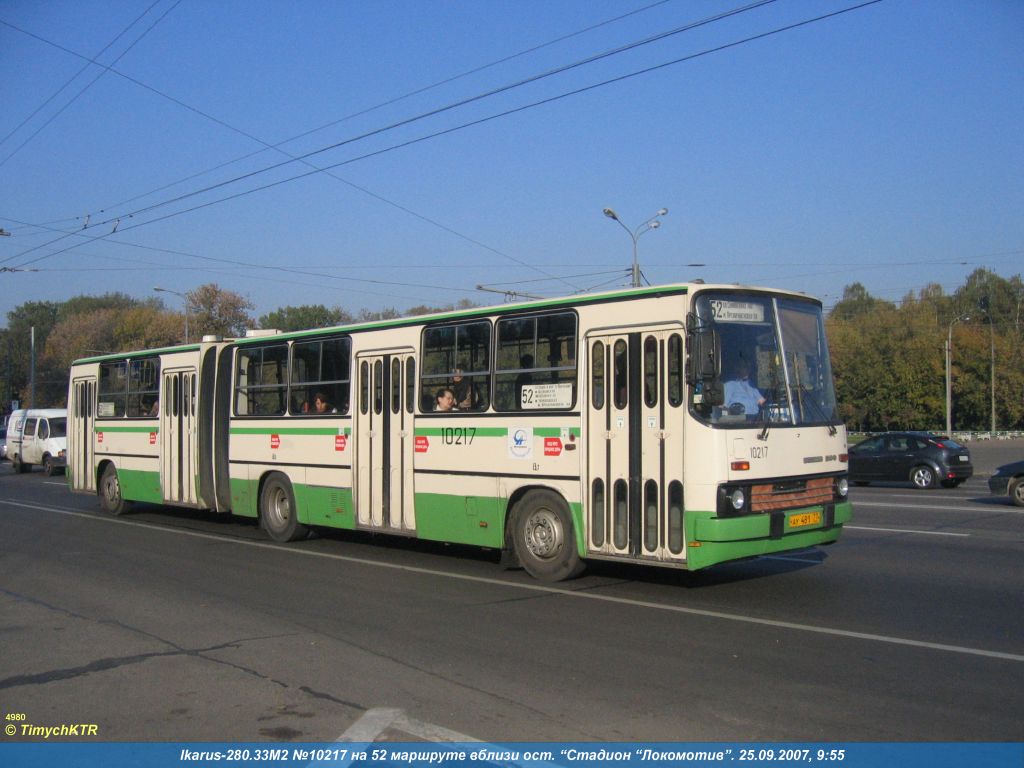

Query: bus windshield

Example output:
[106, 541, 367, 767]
[694, 292, 839, 428]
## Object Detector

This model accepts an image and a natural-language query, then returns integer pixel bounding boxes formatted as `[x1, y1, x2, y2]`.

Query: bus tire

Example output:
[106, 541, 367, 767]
[99, 464, 130, 516]
[511, 490, 584, 582]
[910, 465, 937, 489]
[260, 473, 307, 543]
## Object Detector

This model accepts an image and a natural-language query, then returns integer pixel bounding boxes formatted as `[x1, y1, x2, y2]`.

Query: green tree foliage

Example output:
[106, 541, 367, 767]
[827, 271, 1024, 432]
[185, 283, 255, 338]
[258, 305, 354, 332]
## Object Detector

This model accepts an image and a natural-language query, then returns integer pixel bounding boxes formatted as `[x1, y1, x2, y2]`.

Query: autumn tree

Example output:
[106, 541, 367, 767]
[184, 283, 255, 338]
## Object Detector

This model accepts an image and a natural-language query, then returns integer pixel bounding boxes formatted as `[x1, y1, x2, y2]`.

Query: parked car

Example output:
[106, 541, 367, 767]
[848, 432, 973, 489]
[6, 408, 68, 475]
[988, 460, 1024, 507]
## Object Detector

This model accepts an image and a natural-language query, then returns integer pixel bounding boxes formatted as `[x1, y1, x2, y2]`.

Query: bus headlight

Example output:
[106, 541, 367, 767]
[729, 488, 746, 510]
[835, 477, 849, 499]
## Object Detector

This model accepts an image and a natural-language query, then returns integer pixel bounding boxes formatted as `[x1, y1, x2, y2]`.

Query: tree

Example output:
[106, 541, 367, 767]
[258, 304, 353, 332]
[185, 283, 254, 338]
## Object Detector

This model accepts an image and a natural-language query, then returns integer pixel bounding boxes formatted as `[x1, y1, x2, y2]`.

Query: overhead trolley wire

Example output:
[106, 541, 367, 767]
[0, 0, 163, 150]
[4, 0, 884, 297]
[0, 0, 182, 168]
[1, 0, 777, 284]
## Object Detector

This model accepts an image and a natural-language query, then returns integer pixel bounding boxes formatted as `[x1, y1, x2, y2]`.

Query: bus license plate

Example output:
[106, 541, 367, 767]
[789, 512, 822, 529]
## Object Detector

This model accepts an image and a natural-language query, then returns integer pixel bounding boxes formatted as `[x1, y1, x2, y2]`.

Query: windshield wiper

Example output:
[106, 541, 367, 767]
[797, 385, 838, 435]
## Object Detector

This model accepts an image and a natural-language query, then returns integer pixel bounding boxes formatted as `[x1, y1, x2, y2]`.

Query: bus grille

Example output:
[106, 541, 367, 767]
[751, 477, 833, 513]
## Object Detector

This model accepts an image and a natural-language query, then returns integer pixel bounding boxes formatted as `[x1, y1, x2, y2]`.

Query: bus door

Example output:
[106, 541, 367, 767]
[585, 327, 687, 562]
[69, 376, 96, 492]
[355, 350, 416, 532]
[161, 368, 198, 505]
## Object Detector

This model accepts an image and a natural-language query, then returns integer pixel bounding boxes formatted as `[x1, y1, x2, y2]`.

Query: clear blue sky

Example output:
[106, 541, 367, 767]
[1, 0, 1021, 324]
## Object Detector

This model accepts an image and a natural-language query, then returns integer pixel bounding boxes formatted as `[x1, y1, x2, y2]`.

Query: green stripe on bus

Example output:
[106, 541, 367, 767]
[95, 425, 159, 433]
[230, 427, 351, 436]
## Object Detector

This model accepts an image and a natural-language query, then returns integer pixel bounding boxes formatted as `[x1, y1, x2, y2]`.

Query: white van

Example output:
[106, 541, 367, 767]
[7, 408, 68, 475]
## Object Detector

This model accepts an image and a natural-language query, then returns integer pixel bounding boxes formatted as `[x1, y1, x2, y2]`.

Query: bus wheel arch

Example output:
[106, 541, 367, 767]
[507, 487, 584, 582]
[98, 462, 130, 516]
[259, 472, 308, 543]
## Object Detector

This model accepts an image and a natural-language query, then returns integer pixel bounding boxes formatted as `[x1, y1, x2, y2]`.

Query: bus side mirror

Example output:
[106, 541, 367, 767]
[687, 319, 723, 406]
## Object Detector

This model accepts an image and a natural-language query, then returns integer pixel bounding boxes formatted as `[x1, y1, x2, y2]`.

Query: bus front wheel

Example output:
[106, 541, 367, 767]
[260, 473, 307, 543]
[511, 490, 584, 582]
[99, 464, 130, 516]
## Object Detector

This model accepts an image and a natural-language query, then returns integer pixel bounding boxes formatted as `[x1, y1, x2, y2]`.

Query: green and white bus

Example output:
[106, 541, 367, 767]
[67, 283, 852, 581]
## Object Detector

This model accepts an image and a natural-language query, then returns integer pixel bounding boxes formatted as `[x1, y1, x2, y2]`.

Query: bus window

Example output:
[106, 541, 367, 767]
[291, 336, 350, 415]
[613, 340, 627, 410]
[668, 334, 684, 407]
[495, 311, 577, 411]
[98, 361, 128, 417]
[644, 336, 658, 408]
[234, 344, 288, 416]
[591, 340, 604, 410]
[420, 321, 491, 412]
[405, 358, 415, 414]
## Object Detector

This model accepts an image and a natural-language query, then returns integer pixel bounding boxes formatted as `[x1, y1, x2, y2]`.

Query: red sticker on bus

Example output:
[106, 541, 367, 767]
[544, 437, 563, 456]
[335, 435, 347, 451]
[270, 434, 280, 450]
[97, 432, 103, 443]
[149, 432, 157, 445]
[415, 436, 429, 453]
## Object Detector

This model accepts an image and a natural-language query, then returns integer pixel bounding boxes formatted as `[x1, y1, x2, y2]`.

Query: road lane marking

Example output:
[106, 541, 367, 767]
[846, 525, 970, 537]
[4, 498, 1023, 664]
[853, 500, 1021, 513]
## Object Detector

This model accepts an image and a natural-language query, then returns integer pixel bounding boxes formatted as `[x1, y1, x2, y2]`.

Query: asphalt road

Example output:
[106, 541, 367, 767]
[1, 443, 1021, 743]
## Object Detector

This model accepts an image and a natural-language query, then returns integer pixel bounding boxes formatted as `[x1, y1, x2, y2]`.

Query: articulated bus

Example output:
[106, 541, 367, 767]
[67, 283, 852, 581]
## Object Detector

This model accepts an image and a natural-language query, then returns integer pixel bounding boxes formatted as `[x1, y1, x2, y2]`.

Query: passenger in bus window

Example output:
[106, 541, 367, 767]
[453, 363, 476, 410]
[723, 359, 765, 417]
[313, 392, 337, 414]
[435, 387, 456, 412]
[148, 399, 160, 417]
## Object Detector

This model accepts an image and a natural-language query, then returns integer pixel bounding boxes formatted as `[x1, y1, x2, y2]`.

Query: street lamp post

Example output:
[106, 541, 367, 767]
[602, 207, 668, 288]
[945, 314, 969, 436]
[154, 287, 190, 344]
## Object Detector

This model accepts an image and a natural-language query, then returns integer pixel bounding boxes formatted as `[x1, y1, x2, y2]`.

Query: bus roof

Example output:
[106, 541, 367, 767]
[71, 282, 818, 363]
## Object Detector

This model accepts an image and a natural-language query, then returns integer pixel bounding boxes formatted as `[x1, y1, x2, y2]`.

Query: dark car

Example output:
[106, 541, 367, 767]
[848, 432, 973, 489]
[988, 460, 1024, 507]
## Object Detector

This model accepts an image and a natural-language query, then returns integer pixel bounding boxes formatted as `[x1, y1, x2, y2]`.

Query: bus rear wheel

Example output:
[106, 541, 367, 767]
[260, 473, 307, 543]
[99, 464, 130, 515]
[511, 490, 584, 582]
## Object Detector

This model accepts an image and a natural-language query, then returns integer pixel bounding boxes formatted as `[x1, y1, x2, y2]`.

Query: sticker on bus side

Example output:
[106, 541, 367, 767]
[508, 427, 533, 460]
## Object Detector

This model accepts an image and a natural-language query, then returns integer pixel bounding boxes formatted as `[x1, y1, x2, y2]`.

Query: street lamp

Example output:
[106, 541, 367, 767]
[945, 314, 969, 436]
[602, 207, 668, 288]
[154, 286, 190, 344]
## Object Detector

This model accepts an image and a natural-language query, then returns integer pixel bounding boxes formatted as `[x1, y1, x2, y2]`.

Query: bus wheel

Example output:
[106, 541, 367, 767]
[260, 473, 307, 543]
[910, 465, 937, 489]
[99, 464, 130, 515]
[511, 490, 584, 582]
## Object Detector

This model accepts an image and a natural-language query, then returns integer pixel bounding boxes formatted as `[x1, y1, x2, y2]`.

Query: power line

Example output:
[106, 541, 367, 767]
[16, 0, 780, 245]
[37, 0, 682, 219]
[0, 0, 182, 168]
[4, 0, 883, 288]
[0, 0, 163, 150]
[1, 0, 779, 284]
